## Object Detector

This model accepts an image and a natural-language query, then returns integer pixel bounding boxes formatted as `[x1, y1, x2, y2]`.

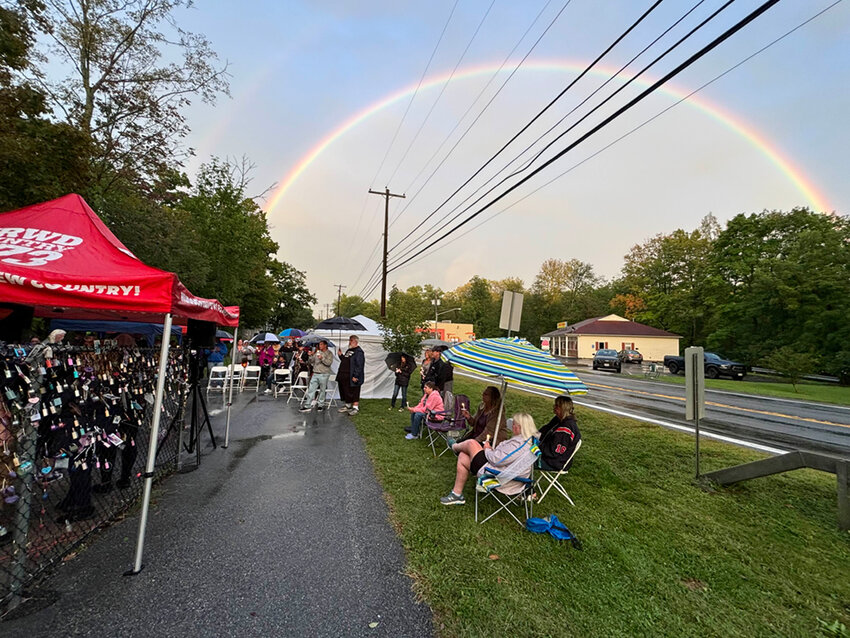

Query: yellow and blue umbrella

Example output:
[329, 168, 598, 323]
[441, 337, 588, 396]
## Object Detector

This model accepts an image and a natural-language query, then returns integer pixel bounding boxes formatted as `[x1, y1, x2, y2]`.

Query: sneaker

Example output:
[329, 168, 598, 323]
[299, 406, 312, 413]
[398, 408, 405, 412]
[348, 407, 359, 415]
[316, 406, 324, 412]
[388, 406, 395, 411]
[440, 492, 465, 506]
[338, 405, 351, 413]
[405, 433, 416, 440]
[263, 389, 271, 395]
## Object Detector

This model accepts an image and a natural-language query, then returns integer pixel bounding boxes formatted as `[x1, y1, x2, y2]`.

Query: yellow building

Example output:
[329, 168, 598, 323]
[422, 320, 475, 343]
[542, 314, 680, 363]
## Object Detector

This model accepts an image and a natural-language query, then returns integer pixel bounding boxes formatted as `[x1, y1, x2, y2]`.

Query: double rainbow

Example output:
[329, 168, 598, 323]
[266, 59, 832, 215]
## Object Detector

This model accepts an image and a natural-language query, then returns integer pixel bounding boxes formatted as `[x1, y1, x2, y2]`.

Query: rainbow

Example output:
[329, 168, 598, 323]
[266, 59, 832, 214]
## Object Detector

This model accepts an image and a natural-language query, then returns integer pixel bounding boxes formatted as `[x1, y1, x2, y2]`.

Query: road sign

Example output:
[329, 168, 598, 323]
[499, 291, 523, 335]
[685, 346, 705, 421]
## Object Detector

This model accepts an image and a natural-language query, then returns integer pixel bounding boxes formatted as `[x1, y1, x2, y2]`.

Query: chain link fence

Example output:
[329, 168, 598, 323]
[0, 344, 188, 612]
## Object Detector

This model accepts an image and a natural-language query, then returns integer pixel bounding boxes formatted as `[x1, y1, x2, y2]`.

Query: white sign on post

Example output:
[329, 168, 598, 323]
[685, 346, 705, 421]
[499, 291, 523, 335]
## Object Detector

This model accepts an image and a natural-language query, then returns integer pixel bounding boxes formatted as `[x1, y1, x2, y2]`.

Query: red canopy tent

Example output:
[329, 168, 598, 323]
[0, 194, 240, 576]
[0, 193, 238, 326]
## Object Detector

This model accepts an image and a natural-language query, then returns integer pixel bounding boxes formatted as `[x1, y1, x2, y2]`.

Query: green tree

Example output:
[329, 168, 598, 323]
[336, 294, 380, 320]
[379, 286, 427, 354]
[267, 261, 316, 330]
[707, 208, 850, 369]
[0, 2, 92, 210]
[27, 0, 229, 188]
[763, 347, 816, 393]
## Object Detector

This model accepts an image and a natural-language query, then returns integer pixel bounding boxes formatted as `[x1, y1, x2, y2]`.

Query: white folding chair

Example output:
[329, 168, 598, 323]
[272, 368, 291, 398]
[242, 365, 262, 393]
[322, 378, 338, 409]
[534, 439, 582, 506]
[230, 365, 244, 391]
[206, 366, 229, 394]
[288, 371, 309, 404]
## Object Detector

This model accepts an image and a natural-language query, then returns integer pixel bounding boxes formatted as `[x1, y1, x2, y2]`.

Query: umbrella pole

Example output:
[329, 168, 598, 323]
[127, 312, 172, 575]
[493, 377, 507, 446]
[224, 317, 240, 449]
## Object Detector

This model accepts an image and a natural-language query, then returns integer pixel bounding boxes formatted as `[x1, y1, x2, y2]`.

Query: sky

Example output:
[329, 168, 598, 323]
[176, 0, 850, 313]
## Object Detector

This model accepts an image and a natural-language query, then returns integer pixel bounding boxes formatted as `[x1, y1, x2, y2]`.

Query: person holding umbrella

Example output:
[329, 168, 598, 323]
[388, 354, 415, 411]
[336, 335, 365, 415]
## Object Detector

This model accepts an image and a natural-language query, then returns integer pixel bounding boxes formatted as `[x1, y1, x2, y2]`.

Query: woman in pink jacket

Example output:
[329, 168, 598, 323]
[404, 381, 443, 440]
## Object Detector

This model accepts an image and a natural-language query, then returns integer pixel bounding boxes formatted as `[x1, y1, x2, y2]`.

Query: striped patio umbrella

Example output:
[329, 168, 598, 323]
[441, 337, 588, 397]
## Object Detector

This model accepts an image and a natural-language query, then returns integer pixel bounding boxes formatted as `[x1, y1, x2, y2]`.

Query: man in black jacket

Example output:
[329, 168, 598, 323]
[537, 395, 581, 471]
[336, 335, 365, 415]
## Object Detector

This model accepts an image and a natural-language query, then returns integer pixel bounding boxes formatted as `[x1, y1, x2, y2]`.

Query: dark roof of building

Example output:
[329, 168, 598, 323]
[542, 315, 680, 338]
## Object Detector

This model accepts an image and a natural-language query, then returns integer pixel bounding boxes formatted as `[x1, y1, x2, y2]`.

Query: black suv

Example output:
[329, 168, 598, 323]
[593, 349, 621, 372]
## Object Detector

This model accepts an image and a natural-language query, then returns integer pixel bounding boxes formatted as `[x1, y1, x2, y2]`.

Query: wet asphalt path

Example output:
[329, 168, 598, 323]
[573, 367, 850, 457]
[3, 392, 433, 637]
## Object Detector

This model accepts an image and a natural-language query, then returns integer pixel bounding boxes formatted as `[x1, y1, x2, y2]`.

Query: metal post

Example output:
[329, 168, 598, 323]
[223, 317, 240, 449]
[127, 312, 172, 575]
[693, 350, 700, 478]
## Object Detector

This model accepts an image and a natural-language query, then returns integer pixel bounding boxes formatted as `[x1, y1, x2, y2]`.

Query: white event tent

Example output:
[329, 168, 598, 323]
[312, 314, 403, 400]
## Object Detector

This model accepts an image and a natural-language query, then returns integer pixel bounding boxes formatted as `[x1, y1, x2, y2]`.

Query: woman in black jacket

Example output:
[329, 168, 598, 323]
[390, 355, 415, 411]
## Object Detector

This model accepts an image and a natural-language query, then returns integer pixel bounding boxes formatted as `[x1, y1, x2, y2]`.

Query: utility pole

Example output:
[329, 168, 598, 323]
[368, 187, 405, 318]
[324, 303, 331, 320]
[333, 285, 346, 316]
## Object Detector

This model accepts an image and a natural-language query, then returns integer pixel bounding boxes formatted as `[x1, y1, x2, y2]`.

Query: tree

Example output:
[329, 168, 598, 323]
[27, 0, 229, 187]
[763, 347, 816, 392]
[336, 294, 380, 320]
[267, 261, 317, 330]
[379, 286, 427, 354]
[0, 2, 92, 210]
[707, 208, 850, 368]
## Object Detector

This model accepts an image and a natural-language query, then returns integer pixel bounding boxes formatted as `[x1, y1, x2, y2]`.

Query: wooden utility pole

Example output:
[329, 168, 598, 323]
[368, 187, 405, 318]
[333, 285, 346, 316]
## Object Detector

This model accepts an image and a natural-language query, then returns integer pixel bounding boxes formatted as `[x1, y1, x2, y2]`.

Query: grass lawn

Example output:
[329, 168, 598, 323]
[622, 369, 850, 406]
[353, 376, 850, 637]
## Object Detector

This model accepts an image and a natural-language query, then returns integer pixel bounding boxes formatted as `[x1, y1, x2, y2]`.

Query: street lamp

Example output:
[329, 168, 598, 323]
[435, 307, 461, 342]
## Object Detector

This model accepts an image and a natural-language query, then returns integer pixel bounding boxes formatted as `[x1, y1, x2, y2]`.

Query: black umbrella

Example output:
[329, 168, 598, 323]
[314, 316, 366, 331]
[301, 335, 336, 348]
[384, 352, 416, 372]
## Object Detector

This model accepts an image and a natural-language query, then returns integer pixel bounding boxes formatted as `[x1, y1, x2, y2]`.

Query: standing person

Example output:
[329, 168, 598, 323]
[336, 335, 365, 415]
[257, 341, 275, 382]
[537, 395, 582, 471]
[419, 349, 432, 391]
[390, 354, 415, 411]
[300, 340, 333, 412]
[437, 351, 454, 394]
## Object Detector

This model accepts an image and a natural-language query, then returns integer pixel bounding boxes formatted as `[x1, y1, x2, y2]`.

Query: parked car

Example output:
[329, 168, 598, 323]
[663, 351, 746, 379]
[618, 349, 643, 364]
[593, 349, 621, 373]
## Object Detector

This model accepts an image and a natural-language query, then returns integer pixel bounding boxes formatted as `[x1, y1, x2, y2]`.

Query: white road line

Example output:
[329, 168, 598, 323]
[455, 370, 784, 455]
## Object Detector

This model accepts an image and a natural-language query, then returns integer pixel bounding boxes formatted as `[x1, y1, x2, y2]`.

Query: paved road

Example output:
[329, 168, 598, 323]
[573, 367, 850, 457]
[4, 393, 432, 637]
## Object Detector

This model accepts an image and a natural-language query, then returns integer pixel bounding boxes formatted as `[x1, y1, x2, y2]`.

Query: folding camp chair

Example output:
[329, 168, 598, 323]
[474, 437, 540, 526]
[206, 366, 229, 394]
[242, 365, 262, 393]
[272, 368, 291, 398]
[426, 394, 470, 456]
[288, 371, 309, 404]
[534, 439, 582, 506]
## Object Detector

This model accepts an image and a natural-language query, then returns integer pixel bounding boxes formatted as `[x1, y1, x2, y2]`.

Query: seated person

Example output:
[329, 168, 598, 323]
[537, 395, 581, 471]
[264, 355, 288, 394]
[440, 412, 538, 506]
[404, 381, 443, 440]
[455, 385, 510, 446]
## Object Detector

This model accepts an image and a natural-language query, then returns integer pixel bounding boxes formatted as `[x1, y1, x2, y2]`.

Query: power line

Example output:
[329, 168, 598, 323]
[389, 0, 569, 229]
[387, 0, 730, 268]
[384, 0, 666, 257]
[383, 0, 497, 187]
[387, 0, 712, 263]
[386, 0, 783, 276]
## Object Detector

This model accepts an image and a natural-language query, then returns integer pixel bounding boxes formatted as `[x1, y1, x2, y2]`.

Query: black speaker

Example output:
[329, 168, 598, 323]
[186, 319, 216, 348]
[0, 304, 34, 342]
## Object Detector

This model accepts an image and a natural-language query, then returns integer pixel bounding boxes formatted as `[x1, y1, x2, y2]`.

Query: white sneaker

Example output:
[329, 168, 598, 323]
[337, 405, 351, 413]
[405, 433, 416, 440]
[263, 389, 271, 395]
[348, 407, 359, 415]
